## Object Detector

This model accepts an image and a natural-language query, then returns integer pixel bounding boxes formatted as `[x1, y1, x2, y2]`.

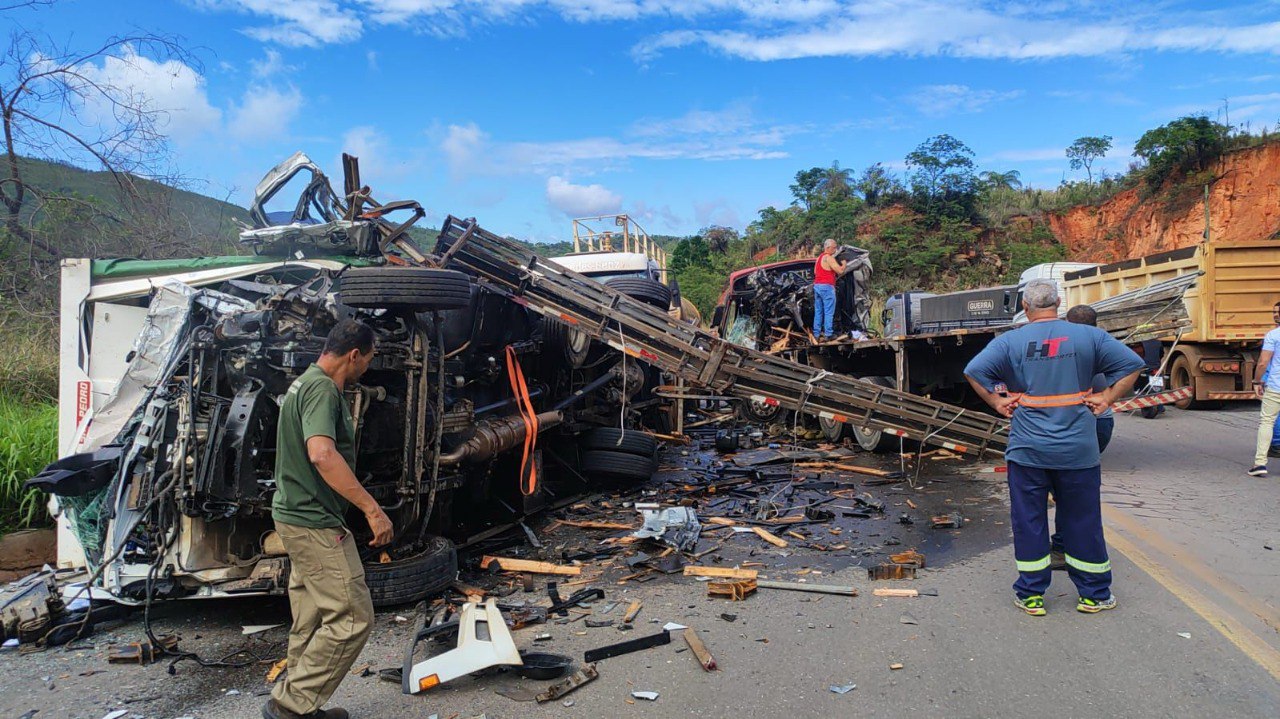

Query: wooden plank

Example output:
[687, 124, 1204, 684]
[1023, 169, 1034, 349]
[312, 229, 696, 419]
[752, 527, 789, 547]
[683, 565, 759, 580]
[480, 556, 581, 575]
[757, 580, 858, 596]
[872, 588, 918, 597]
[683, 628, 718, 671]
[623, 600, 642, 623]
[705, 517, 738, 527]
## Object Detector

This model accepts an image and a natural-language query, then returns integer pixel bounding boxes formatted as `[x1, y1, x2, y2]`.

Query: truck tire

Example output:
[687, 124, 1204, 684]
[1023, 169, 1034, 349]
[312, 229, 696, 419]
[542, 316, 591, 369]
[1169, 355, 1222, 410]
[339, 268, 472, 311]
[852, 376, 899, 453]
[364, 536, 457, 607]
[818, 415, 845, 442]
[736, 396, 786, 425]
[580, 428, 657, 457]
[580, 450, 657, 484]
[605, 277, 671, 311]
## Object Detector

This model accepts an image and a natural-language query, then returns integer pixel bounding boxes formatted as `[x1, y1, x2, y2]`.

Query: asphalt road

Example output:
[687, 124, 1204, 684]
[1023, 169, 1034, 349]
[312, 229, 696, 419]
[1, 406, 1277, 718]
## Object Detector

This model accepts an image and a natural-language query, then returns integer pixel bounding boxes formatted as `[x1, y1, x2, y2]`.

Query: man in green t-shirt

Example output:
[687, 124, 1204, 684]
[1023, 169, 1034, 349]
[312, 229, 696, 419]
[264, 319, 392, 719]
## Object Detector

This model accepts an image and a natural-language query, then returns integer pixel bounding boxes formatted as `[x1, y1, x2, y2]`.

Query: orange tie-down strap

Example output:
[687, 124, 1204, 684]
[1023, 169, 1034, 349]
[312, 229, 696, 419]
[1010, 390, 1092, 408]
[504, 345, 539, 496]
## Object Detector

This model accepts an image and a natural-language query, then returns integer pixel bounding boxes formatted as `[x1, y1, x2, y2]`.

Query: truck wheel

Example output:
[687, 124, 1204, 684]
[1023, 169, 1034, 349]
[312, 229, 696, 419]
[818, 415, 845, 442]
[852, 377, 899, 453]
[605, 277, 671, 311]
[542, 316, 591, 369]
[580, 450, 657, 484]
[339, 268, 472, 311]
[1169, 355, 1222, 410]
[581, 428, 657, 457]
[736, 396, 786, 425]
[364, 536, 457, 607]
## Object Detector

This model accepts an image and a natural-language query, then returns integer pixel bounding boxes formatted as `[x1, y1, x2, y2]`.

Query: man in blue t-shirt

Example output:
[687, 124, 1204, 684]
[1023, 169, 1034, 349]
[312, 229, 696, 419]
[1248, 301, 1280, 476]
[965, 279, 1144, 617]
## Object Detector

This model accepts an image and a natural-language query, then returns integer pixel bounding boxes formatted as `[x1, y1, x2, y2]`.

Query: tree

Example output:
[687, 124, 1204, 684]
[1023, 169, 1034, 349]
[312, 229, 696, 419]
[979, 170, 1022, 191]
[817, 161, 852, 201]
[1133, 116, 1229, 188]
[0, 5, 199, 308]
[904, 134, 978, 222]
[788, 167, 825, 210]
[855, 163, 901, 208]
[700, 225, 738, 254]
[1066, 135, 1112, 183]
[668, 235, 711, 274]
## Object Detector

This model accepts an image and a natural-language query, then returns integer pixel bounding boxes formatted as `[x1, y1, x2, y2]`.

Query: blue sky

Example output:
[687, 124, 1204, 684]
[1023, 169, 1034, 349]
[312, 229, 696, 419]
[11, 1, 1280, 244]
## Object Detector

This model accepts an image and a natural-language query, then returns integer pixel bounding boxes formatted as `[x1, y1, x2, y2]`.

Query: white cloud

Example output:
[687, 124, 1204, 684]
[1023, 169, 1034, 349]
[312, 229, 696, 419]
[202, 0, 364, 47]
[227, 85, 304, 142]
[440, 104, 794, 180]
[693, 197, 740, 228]
[546, 176, 622, 216]
[903, 84, 1021, 116]
[78, 44, 222, 144]
[339, 125, 422, 184]
[250, 48, 297, 78]
[366, 50, 379, 70]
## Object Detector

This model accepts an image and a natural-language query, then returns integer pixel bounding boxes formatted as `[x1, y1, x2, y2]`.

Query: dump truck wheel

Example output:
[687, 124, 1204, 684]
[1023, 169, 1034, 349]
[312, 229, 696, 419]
[580, 450, 657, 484]
[542, 316, 591, 369]
[364, 535, 457, 607]
[605, 277, 671, 310]
[1169, 355, 1221, 410]
[339, 268, 473, 311]
[819, 415, 845, 442]
[581, 428, 657, 457]
[852, 376, 899, 453]
[737, 396, 785, 424]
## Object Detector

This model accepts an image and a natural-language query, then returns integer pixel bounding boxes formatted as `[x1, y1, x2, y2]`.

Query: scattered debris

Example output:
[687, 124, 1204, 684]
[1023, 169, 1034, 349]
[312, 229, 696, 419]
[516, 652, 573, 680]
[829, 683, 857, 694]
[752, 527, 789, 548]
[868, 564, 917, 581]
[107, 635, 179, 665]
[405, 599, 522, 694]
[708, 579, 758, 601]
[889, 662, 904, 670]
[683, 628, 717, 671]
[684, 566, 758, 580]
[1177, 632, 1192, 639]
[757, 580, 857, 596]
[265, 658, 288, 683]
[889, 550, 926, 568]
[535, 664, 599, 704]
[899, 613, 919, 625]
[242, 624, 282, 635]
[583, 630, 672, 663]
[480, 557, 581, 576]
[632, 504, 702, 551]
[585, 619, 615, 628]
[632, 691, 660, 701]
[623, 601, 643, 624]
[720, 613, 738, 623]
[872, 588, 938, 598]
[930, 513, 964, 529]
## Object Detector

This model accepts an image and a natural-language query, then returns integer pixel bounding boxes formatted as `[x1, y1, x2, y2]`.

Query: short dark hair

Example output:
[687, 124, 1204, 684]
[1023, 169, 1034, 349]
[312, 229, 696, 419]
[323, 319, 375, 356]
[1065, 304, 1097, 326]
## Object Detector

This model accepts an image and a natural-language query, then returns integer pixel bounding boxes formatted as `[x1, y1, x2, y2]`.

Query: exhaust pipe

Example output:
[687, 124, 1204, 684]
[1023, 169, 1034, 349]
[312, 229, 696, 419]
[437, 410, 563, 466]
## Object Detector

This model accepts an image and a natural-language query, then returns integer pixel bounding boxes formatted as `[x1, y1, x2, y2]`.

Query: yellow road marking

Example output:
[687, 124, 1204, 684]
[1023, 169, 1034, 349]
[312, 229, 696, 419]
[1105, 521, 1280, 682]
[1102, 505, 1280, 633]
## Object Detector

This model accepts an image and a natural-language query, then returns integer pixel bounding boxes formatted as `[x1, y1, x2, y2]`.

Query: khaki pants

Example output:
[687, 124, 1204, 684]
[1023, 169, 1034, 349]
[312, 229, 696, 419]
[1256, 389, 1280, 467]
[272, 521, 374, 715]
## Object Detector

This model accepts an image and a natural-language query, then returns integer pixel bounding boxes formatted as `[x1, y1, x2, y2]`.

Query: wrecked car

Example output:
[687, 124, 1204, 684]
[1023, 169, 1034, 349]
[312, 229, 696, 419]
[30, 154, 668, 608]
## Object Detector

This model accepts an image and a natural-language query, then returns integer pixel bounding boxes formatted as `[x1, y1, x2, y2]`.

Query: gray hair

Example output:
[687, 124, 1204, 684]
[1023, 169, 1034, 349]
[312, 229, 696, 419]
[822, 238, 837, 249]
[1022, 279, 1060, 310]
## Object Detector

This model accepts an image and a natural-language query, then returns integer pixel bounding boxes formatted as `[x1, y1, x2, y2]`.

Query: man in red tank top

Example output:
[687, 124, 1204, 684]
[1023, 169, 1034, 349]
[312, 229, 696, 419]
[813, 239, 847, 342]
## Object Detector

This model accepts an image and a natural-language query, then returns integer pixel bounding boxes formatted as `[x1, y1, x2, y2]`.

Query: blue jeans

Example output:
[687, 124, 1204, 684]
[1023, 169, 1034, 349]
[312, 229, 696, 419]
[813, 283, 835, 338]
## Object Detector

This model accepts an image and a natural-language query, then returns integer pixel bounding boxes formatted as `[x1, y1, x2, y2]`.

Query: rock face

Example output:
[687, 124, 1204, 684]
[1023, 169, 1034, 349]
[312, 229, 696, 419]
[0, 528, 56, 582]
[1048, 142, 1280, 262]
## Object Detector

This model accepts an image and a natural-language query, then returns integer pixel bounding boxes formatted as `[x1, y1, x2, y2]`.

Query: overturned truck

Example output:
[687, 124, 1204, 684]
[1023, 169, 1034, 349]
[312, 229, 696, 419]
[32, 154, 671, 607]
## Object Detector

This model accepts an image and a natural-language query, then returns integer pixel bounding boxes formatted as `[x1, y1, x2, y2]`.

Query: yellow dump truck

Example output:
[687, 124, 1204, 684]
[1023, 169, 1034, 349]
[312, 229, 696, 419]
[1063, 240, 1280, 408]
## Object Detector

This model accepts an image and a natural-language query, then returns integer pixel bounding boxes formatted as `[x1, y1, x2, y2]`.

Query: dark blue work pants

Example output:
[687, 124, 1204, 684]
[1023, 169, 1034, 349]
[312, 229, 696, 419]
[1051, 416, 1111, 553]
[1008, 461, 1112, 601]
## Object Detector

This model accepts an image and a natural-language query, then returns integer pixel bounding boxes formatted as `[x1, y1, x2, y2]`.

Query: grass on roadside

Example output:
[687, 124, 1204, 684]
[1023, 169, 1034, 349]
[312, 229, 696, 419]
[0, 397, 57, 536]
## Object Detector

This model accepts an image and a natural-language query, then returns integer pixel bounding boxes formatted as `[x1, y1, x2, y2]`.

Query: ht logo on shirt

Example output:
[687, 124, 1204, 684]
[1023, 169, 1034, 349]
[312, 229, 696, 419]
[1025, 337, 1069, 360]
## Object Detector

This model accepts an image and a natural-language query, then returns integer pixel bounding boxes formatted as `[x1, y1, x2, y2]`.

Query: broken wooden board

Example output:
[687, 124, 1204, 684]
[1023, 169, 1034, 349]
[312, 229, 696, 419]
[756, 580, 857, 596]
[480, 556, 582, 575]
[707, 579, 757, 601]
[623, 601, 643, 623]
[556, 519, 635, 531]
[683, 628, 717, 671]
[684, 565, 759, 580]
[752, 527, 789, 548]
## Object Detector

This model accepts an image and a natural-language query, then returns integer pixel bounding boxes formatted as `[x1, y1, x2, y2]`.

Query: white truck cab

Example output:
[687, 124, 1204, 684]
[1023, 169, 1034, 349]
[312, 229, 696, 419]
[1011, 261, 1101, 323]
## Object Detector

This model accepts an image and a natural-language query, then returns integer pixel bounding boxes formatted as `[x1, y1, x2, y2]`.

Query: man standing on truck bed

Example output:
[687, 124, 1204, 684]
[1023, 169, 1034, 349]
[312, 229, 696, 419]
[964, 280, 1144, 617]
[1248, 301, 1280, 477]
[813, 238, 848, 343]
[265, 319, 393, 719]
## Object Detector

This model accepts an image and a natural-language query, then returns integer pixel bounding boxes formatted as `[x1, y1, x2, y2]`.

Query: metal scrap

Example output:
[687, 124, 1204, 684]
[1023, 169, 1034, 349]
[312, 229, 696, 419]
[535, 664, 599, 703]
[583, 630, 671, 663]
[631, 504, 701, 551]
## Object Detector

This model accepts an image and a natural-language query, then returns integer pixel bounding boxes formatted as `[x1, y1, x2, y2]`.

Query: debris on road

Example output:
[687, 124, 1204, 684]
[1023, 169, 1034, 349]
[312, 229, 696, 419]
[868, 564, 917, 581]
[872, 588, 938, 598]
[756, 580, 857, 596]
[889, 662, 904, 670]
[632, 690, 660, 701]
[632, 504, 702, 551]
[684, 566, 758, 580]
[708, 579, 758, 600]
[829, 683, 857, 694]
[931, 513, 964, 529]
[535, 664, 599, 704]
[683, 628, 718, 671]
[899, 613, 919, 625]
[107, 635, 179, 665]
[583, 629, 672, 663]
[480, 557, 582, 575]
